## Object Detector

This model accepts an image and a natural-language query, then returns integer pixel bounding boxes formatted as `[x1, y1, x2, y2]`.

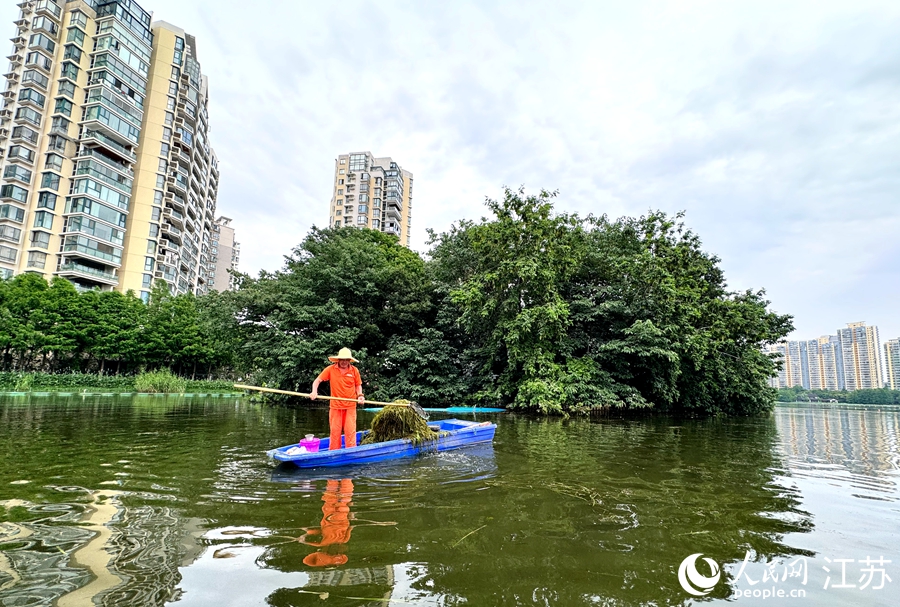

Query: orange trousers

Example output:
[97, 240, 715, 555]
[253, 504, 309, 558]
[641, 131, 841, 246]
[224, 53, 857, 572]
[329, 407, 357, 449]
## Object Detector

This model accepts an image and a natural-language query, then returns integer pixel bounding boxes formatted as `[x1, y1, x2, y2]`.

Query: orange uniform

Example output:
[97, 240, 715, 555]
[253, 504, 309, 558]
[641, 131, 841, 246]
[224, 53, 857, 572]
[315, 363, 361, 449]
[302, 479, 354, 567]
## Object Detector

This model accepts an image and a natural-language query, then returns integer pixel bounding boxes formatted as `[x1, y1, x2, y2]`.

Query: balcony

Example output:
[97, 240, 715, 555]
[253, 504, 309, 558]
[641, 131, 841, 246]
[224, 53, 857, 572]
[57, 261, 118, 286]
[35, 0, 61, 20]
[74, 146, 134, 178]
[163, 207, 184, 228]
[62, 242, 122, 267]
[80, 129, 137, 163]
[162, 222, 183, 245]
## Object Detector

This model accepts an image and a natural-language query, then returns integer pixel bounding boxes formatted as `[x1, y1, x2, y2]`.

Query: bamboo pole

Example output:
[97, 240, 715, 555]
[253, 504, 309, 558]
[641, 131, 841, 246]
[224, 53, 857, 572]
[233, 384, 415, 408]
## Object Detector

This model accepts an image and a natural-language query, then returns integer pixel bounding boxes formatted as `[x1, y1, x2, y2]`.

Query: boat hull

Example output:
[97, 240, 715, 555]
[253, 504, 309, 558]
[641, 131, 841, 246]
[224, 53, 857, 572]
[267, 419, 497, 468]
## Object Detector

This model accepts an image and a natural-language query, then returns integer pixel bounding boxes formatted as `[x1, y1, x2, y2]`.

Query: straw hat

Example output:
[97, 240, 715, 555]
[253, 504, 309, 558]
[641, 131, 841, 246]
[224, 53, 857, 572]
[328, 347, 358, 362]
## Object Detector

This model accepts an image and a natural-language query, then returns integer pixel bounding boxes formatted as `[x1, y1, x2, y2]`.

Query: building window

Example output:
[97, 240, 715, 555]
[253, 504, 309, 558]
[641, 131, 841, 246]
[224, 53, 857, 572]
[1, 184, 29, 203]
[149, 224, 159, 237]
[3, 165, 32, 184]
[25, 51, 52, 72]
[359, 194, 369, 203]
[151, 207, 161, 221]
[158, 158, 168, 172]
[142, 274, 153, 288]
[156, 174, 165, 188]
[339, 158, 346, 164]
[15, 106, 42, 127]
[60, 61, 78, 82]
[47, 135, 67, 153]
[349, 154, 367, 171]
[18, 88, 46, 108]
[162, 127, 172, 141]
[0, 246, 17, 262]
[66, 28, 85, 47]
[45, 154, 64, 172]
[164, 112, 174, 126]
[40, 172, 60, 191]
[146, 240, 156, 254]
[37, 192, 57, 210]
[153, 190, 163, 205]
[335, 209, 342, 216]
[11, 125, 41, 145]
[57, 80, 76, 99]
[34, 211, 54, 230]
[339, 169, 345, 175]
[373, 199, 381, 208]
[70, 11, 87, 29]
[51, 116, 70, 135]
[357, 216, 367, 225]
[29, 34, 55, 54]
[54, 98, 73, 117]
[358, 205, 368, 214]
[30, 231, 50, 249]
[27, 251, 47, 269]
[372, 219, 380, 229]
[171, 66, 180, 79]
[144, 257, 155, 271]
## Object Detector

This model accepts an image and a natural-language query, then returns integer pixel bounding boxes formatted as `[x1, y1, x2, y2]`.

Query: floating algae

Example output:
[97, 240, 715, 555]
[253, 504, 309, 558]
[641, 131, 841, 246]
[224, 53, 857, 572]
[361, 400, 441, 445]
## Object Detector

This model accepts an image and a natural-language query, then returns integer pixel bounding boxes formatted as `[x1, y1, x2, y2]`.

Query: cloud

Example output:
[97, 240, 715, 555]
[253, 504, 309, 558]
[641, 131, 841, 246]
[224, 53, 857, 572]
[4, 0, 897, 342]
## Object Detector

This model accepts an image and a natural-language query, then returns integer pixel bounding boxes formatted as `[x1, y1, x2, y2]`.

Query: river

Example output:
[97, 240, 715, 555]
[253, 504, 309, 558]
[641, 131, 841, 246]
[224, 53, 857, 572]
[0, 396, 897, 606]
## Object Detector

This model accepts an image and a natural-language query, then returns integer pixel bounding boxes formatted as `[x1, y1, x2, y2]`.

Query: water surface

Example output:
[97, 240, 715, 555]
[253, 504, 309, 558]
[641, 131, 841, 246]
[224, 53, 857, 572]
[0, 396, 897, 606]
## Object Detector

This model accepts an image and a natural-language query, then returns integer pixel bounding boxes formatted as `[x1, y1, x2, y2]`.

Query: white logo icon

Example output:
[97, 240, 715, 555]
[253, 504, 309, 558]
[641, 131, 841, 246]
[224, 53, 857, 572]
[678, 553, 721, 596]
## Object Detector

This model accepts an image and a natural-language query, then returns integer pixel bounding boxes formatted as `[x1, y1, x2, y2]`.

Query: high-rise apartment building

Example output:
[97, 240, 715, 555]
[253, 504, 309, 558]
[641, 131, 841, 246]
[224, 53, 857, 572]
[838, 322, 882, 390]
[0, 0, 220, 300]
[884, 338, 900, 391]
[329, 152, 412, 247]
[209, 215, 238, 291]
[767, 335, 845, 390]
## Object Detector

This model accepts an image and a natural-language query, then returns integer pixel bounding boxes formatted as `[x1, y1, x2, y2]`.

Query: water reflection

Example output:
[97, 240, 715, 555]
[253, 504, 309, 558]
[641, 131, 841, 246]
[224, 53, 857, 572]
[2, 397, 898, 606]
[299, 479, 354, 567]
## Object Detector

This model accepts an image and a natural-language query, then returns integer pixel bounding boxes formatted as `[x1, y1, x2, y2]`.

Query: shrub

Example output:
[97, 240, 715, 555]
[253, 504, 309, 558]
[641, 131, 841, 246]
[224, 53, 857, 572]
[134, 369, 187, 393]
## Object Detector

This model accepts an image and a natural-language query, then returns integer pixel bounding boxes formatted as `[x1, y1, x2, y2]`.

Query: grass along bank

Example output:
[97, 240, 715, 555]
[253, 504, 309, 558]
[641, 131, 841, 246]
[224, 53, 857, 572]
[0, 371, 239, 394]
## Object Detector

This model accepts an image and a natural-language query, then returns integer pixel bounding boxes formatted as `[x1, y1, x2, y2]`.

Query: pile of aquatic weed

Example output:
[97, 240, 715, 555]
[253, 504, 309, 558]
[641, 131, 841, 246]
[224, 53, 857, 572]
[361, 401, 443, 445]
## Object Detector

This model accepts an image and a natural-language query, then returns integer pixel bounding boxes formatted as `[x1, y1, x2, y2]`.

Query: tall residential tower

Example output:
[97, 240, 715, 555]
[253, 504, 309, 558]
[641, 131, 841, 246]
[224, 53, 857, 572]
[838, 322, 882, 390]
[0, 0, 220, 300]
[329, 152, 413, 247]
[209, 215, 238, 291]
[884, 338, 900, 391]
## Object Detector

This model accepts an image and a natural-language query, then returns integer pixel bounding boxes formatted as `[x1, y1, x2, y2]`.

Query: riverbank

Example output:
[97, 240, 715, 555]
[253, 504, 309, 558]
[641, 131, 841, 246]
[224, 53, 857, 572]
[0, 372, 239, 394]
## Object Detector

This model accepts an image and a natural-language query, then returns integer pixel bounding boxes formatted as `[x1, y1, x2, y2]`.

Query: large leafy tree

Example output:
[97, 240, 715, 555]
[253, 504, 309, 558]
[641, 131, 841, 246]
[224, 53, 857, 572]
[428, 189, 792, 415]
[231, 227, 438, 399]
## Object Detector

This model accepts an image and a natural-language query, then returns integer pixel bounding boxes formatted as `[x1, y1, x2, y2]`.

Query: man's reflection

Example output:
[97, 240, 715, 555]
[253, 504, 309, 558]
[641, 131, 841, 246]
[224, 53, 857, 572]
[300, 479, 354, 567]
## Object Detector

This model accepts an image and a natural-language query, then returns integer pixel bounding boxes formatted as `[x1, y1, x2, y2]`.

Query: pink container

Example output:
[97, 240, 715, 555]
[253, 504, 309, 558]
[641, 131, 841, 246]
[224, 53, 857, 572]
[299, 434, 320, 452]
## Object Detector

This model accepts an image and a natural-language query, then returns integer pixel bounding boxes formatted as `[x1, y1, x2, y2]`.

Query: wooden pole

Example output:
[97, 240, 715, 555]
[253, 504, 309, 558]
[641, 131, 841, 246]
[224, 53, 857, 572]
[233, 384, 416, 408]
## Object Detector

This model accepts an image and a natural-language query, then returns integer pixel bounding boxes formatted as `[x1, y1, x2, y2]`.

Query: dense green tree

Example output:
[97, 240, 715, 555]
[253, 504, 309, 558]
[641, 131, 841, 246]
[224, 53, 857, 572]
[231, 227, 436, 396]
[428, 188, 793, 415]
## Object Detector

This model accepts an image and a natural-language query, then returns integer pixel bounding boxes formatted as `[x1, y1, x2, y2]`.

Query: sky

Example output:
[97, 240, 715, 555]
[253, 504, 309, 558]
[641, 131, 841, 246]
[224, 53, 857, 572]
[7, 0, 899, 342]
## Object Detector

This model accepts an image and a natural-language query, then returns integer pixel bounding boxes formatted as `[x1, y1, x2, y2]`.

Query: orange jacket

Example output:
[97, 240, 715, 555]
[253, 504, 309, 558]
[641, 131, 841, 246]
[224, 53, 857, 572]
[315, 364, 361, 409]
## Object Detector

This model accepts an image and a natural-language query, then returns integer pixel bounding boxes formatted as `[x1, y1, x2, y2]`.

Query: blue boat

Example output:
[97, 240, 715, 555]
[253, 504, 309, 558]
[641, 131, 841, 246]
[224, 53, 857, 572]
[266, 418, 497, 468]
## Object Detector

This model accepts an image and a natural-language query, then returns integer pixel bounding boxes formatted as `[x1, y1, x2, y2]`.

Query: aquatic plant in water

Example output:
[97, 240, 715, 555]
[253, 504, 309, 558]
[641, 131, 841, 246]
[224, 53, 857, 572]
[361, 401, 441, 446]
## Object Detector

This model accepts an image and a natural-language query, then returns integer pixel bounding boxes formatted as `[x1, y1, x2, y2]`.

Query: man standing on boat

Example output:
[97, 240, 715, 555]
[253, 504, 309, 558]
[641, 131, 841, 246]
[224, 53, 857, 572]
[310, 348, 364, 450]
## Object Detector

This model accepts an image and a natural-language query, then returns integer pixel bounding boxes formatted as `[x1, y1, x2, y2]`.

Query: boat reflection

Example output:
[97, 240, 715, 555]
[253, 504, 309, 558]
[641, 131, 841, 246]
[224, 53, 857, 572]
[300, 479, 355, 567]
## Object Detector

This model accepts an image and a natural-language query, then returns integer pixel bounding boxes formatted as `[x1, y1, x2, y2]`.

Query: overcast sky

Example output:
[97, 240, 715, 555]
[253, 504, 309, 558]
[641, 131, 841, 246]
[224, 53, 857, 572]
[9, 0, 899, 342]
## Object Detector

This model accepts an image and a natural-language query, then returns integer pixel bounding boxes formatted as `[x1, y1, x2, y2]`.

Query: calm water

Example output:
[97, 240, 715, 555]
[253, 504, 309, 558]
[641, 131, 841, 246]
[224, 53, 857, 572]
[0, 397, 897, 607]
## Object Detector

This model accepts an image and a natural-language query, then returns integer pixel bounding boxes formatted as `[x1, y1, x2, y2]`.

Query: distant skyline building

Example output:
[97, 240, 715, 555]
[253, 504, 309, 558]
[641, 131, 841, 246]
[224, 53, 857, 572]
[767, 323, 888, 391]
[838, 322, 882, 390]
[329, 152, 413, 247]
[209, 215, 238, 291]
[885, 338, 900, 391]
[0, 0, 221, 299]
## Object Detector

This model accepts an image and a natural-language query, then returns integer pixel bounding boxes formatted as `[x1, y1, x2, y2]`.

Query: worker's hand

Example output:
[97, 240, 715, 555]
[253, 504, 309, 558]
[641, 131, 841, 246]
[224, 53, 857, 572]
[357, 395, 365, 404]
[310, 392, 317, 400]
